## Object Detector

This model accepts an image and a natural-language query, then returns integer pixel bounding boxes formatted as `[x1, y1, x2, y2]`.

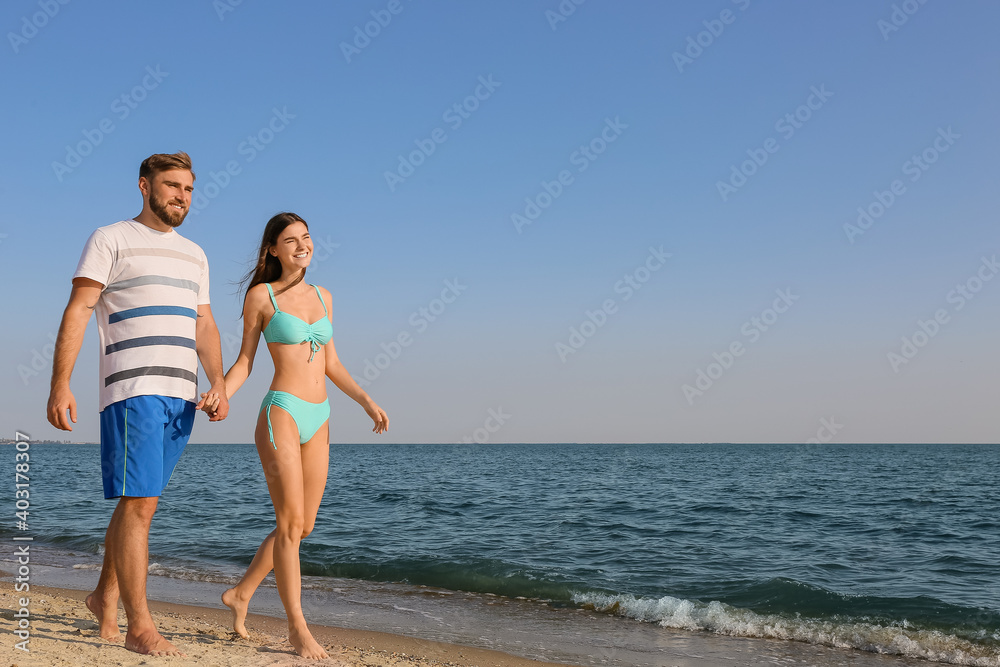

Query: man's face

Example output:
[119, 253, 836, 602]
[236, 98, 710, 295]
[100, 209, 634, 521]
[144, 169, 194, 227]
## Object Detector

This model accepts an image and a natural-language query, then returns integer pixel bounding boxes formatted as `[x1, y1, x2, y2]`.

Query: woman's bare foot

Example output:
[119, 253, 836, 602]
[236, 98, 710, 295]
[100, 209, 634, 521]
[221, 587, 250, 638]
[289, 624, 329, 659]
[85, 592, 122, 642]
[124, 627, 186, 656]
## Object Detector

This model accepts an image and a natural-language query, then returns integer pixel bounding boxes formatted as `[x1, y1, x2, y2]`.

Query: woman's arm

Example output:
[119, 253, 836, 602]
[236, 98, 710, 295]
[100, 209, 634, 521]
[320, 287, 389, 433]
[216, 285, 267, 401]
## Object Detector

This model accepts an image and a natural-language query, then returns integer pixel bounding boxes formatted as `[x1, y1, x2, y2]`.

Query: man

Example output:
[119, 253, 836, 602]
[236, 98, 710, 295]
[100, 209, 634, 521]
[46, 151, 230, 657]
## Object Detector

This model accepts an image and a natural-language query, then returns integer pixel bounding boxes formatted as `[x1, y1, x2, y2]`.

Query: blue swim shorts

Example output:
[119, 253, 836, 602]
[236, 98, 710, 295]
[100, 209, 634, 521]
[99, 395, 195, 499]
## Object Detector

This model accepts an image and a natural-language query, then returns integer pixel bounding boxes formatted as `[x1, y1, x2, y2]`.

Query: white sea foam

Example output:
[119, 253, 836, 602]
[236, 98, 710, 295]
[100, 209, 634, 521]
[572, 592, 1000, 667]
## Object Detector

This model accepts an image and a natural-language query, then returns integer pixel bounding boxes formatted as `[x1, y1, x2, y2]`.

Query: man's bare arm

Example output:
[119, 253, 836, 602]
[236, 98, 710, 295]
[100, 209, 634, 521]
[47, 278, 102, 431]
[195, 303, 230, 421]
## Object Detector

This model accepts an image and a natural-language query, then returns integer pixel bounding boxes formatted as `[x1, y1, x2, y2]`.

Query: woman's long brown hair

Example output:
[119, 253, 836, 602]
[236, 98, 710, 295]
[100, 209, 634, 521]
[238, 212, 309, 310]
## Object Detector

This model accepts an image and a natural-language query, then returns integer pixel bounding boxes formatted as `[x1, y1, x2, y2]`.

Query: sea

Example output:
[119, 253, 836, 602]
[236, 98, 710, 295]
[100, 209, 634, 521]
[4, 442, 998, 666]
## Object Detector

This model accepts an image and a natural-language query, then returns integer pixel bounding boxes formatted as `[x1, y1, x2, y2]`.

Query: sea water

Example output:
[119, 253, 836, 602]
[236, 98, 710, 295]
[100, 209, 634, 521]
[5, 443, 998, 666]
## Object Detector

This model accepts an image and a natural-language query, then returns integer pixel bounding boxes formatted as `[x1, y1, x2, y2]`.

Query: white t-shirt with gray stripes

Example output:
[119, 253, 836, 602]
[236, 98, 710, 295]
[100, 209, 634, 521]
[73, 220, 210, 411]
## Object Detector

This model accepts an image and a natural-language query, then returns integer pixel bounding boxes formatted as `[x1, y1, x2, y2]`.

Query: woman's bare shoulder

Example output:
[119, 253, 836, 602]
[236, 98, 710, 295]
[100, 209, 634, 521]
[244, 283, 273, 313]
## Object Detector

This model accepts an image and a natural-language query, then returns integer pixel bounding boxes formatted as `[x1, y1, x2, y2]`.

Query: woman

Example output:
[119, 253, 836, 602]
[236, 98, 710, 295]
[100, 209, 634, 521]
[204, 212, 388, 659]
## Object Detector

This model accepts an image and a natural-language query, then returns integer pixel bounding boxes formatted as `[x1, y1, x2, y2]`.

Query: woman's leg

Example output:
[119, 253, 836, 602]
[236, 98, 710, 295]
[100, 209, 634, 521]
[256, 403, 327, 658]
[287, 421, 330, 657]
[223, 404, 328, 658]
[223, 414, 330, 639]
[222, 528, 276, 638]
[222, 405, 281, 637]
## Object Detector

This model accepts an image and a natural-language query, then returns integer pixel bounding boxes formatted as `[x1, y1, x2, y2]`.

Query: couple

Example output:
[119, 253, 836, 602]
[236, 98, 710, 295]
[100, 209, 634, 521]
[46, 151, 388, 660]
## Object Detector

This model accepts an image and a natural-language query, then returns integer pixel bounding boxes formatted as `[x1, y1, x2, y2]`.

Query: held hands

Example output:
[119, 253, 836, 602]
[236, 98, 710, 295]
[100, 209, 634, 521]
[196, 385, 230, 422]
[364, 400, 389, 434]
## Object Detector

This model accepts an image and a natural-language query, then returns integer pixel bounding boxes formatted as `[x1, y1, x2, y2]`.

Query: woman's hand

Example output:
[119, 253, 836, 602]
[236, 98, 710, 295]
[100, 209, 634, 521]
[197, 391, 222, 418]
[364, 401, 389, 434]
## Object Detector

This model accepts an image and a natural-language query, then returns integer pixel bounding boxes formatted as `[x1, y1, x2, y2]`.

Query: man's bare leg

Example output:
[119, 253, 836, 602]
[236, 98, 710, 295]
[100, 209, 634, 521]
[115, 496, 185, 657]
[86, 501, 123, 641]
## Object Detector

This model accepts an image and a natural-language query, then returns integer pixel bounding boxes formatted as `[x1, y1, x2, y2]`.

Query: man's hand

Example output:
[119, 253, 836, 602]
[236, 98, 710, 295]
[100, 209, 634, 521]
[47, 384, 77, 431]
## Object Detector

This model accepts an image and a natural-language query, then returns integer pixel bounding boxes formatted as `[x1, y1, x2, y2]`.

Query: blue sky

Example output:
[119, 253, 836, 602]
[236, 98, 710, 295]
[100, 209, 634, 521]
[4, 1, 998, 444]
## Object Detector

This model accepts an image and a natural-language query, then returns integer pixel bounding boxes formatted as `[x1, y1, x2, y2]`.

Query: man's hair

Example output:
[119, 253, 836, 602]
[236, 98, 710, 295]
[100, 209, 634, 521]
[139, 152, 195, 181]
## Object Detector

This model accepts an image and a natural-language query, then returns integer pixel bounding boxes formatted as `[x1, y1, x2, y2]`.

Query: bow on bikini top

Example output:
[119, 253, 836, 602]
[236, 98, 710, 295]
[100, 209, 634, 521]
[262, 283, 333, 362]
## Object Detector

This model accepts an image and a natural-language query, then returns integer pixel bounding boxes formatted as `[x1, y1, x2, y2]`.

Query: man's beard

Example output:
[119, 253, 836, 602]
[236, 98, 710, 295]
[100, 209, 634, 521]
[150, 191, 187, 228]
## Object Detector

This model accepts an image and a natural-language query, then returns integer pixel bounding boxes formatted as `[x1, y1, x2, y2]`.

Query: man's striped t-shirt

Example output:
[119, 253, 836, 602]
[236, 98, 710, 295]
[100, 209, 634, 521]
[73, 220, 210, 411]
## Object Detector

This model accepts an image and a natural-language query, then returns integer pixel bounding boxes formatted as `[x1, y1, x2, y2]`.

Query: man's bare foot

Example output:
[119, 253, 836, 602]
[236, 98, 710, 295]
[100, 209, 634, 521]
[85, 592, 122, 642]
[221, 587, 249, 639]
[124, 628, 186, 657]
[289, 624, 328, 659]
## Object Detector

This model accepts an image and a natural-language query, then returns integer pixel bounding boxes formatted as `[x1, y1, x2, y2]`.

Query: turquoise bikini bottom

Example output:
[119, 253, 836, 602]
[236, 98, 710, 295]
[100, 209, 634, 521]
[259, 390, 330, 448]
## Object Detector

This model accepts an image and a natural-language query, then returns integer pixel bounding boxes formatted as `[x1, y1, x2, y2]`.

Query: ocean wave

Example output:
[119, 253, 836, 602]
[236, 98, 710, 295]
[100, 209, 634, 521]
[146, 562, 239, 585]
[299, 556, 582, 602]
[573, 591, 1000, 666]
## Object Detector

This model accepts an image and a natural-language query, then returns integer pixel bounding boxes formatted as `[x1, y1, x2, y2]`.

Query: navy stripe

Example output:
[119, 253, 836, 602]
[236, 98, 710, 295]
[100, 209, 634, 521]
[105, 366, 198, 387]
[105, 336, 197, 355]
[109, 306, 198, 323]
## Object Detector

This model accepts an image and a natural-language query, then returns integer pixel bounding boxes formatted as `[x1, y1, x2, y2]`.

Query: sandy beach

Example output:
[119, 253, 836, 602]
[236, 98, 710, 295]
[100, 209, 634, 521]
[1, 582, 575, 667]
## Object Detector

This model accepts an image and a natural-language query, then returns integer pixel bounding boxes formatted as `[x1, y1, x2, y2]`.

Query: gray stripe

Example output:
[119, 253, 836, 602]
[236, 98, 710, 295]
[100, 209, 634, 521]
[105, 366, 198, 387]
[105, 336, 197, 354]
[105, 275, 200, 294]
[117, 247, 203, 265]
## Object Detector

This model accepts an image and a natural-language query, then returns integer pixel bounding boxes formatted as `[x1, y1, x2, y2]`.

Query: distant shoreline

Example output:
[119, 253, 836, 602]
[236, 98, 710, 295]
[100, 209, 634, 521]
[0, 440, 93, 445]
[3, 440, 999, 446]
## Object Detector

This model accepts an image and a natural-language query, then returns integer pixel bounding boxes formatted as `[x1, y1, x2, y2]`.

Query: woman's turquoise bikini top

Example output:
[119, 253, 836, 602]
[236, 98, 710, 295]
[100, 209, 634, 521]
[262, 283, 333, 362]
